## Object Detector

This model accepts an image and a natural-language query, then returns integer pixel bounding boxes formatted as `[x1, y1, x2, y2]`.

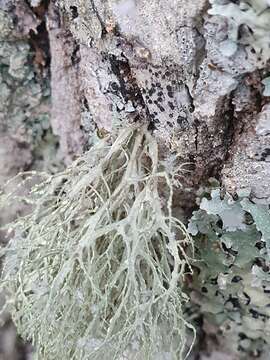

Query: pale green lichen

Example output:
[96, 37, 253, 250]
[1, 126, 195, 360]
[262, 76, 270, 96]
[241, 198, 270, 255]
[209, 0, 270, 64]
[188, 187, 270, 357]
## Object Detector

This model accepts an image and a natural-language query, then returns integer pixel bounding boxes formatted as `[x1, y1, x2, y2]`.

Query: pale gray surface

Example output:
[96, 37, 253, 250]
[0, 0, 270, 359]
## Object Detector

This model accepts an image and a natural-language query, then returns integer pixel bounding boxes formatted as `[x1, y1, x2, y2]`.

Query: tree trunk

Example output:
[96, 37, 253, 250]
[0, 0, 270, 359]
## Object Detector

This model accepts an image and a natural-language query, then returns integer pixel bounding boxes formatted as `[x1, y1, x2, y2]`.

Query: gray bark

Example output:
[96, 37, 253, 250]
[0, 0, 270, 359]
[51, 0, 270, 202]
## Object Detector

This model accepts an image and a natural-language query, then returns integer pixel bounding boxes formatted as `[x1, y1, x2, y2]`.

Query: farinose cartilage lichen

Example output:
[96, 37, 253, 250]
[0, 126, 195, 360]
[188, 187, 270, 356]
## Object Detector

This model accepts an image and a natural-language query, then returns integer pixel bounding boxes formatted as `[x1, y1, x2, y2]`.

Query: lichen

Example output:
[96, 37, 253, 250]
[0, 8, 51, 149]
[0, 9, 13, 39]
[1, 126, 195, 360]
[262, 76, 270, 96]
[209, 0, 270, 66]
[188, 186, 270, 357]
[0, 6, 59, 180]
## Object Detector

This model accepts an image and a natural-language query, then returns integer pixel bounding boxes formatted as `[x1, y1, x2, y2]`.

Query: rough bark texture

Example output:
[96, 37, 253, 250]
[47, 3, 86, 162]
[0, 1, 58, 359]
[54, 0, 270, 201]
[0, 0, 270, 359]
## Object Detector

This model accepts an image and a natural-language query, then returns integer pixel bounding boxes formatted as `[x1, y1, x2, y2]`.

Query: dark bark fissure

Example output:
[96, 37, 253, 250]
[71, 43, 81, 66]
[21, 0, 51, 71]
[107, 53, 153, 125]
[222, 93, 237, 164]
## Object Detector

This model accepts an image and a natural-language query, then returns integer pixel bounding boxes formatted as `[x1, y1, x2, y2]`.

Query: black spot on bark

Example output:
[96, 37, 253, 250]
[149, 88, 156, 96]
[157, 105, 165, 112]
[168, 101, 175, 110]
[70, 6, 78, 19]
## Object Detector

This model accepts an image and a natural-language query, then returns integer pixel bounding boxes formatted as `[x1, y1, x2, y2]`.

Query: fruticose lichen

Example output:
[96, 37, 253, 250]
[188, 186, 270, 357]
[0, 126, 195, 360]
[209, 0, 270, 66]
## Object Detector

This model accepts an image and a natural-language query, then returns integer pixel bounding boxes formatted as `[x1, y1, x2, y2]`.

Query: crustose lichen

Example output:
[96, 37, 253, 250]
[0, 126, 195, 359]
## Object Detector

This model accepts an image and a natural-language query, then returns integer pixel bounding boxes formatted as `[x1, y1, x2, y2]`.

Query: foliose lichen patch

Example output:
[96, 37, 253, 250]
[209, 0, 270, 67]
[188, 186, 270, 358]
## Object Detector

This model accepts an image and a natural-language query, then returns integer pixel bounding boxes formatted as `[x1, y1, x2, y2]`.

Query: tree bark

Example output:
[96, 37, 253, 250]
[0, 0, 270, 359]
